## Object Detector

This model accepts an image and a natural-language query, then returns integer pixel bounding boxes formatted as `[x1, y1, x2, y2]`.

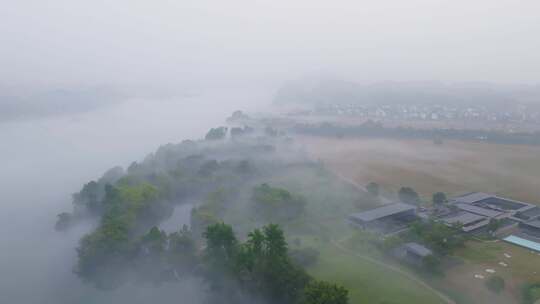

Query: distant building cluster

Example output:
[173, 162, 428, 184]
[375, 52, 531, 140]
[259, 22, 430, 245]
[295, 104, 540, 130]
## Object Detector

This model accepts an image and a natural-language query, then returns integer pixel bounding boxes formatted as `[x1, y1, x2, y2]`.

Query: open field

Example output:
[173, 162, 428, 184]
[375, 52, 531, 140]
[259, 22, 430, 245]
[298, 136, 540, 204]
[299, 236, 448, 304]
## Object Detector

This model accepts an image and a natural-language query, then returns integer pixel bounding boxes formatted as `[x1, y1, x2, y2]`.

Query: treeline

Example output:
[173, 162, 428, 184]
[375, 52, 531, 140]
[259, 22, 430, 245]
[293, 121, 540, 145]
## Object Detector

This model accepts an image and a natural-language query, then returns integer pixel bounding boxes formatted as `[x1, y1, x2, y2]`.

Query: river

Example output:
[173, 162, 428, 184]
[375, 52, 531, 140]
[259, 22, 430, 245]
[0, 88, 269, 303]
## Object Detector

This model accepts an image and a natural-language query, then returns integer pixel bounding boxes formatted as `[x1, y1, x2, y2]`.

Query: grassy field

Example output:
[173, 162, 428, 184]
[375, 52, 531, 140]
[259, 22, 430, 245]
[300, 236, 448, 304]
[444, 240, 540, 303]
[298, 136, 540, 204]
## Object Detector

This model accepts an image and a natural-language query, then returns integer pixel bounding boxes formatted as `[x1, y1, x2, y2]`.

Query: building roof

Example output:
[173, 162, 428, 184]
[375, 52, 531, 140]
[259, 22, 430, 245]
[476, 197, 531, 211]
[453, 192, 492, 204]
[403, 242, 432, 257]
[515, 207, 540, 221]
[455, 203, 503, 218]
[441, 212, 491, 231]
[442, 212, 486, 226]
[504, 235, 540, 252]
[523, 219, 540, 229]
[349, 203, 416, 222]
[452, 192, 534, 211]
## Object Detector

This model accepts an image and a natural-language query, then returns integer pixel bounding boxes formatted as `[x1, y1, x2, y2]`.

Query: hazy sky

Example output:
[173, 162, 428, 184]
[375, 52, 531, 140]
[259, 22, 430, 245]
[2, 0, 540, 88]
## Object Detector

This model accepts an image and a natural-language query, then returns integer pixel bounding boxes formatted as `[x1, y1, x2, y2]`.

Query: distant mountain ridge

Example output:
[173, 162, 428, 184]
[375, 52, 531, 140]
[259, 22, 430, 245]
[0, 86, 122, 122]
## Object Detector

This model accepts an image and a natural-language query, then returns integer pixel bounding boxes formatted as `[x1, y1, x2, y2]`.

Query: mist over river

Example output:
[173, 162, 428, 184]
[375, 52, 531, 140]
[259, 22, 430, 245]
[0, 89, 269, 303]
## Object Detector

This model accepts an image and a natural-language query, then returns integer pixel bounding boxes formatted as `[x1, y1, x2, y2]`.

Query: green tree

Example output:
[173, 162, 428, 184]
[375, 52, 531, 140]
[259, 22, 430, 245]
[366, 182, 380, 197]
[247, 228, 265, 256]
[398, 187, 420, 205]
[301, 280, 349, 304]
[252, 184, 306, 222]
[410, 220, 465, 255]
[432, 192, 447, 205]
[487, 218, 501, 234]
[204, 223, 238, 268]
[205, 127, 228, 140]
[55, 212, 73, 231]
[168, 225, 197, 274]
[76, 216, 130, 289]
[140, 226, 167, 254]
[263, 224, 288, 260]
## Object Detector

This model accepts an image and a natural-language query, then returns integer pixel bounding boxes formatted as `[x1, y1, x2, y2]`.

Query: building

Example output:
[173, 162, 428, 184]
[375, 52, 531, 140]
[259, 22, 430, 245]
[441, 192, 538, 233]
[440, 212, 490, 232]
[393, 242, 433, 266]
[348, 203, 417, 235]
[520, 220, 540, 238]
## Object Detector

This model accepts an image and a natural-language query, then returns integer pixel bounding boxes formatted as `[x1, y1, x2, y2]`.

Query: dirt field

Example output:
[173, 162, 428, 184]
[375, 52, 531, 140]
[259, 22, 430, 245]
[298, 136, 540, 204]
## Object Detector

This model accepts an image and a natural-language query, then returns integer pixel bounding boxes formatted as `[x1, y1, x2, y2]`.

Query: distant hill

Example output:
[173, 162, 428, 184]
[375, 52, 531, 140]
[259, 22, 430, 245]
[0, 86, 121, 122]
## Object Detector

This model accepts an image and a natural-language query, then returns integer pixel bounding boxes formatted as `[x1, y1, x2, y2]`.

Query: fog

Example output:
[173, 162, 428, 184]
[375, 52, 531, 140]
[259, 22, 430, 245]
[0, 91, 267, 303]
[2, 0, 540, 89]
[2, 1, 540, 303]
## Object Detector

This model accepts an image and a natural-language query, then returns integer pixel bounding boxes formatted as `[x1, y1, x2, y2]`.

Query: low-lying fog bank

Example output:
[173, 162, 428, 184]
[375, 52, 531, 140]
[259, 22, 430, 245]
[0, 88, 269, 303]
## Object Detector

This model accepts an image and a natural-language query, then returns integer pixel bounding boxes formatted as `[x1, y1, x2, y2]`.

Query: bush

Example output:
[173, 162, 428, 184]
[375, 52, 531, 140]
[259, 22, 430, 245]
[205, 127, 228, 140]
[398, 187, 420, 205]
[252, 183, 306, 222]
[522, 283, 540, 304]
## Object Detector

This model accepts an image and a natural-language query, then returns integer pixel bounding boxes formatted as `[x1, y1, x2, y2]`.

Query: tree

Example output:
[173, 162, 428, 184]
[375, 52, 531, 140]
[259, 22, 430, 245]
[204, 223, 238, 262]
[230, 126, 254, 138]
[55, 212, 73, 231]
[226, 110, 250, 123]
[398, 187, 420, 205]
[432, 192, 447, 205]
[263, 224, 288, 260]
[487, 218, 501, 234]
[366, 182, 380, 197]
[410, 220, 465, 255]
[485, 275, 505, 293]
[205, 127, 228, 140]
[247, 228, 265, 257]
[301, 280, 349, 304]
[168, 225, 197, 274]
[252, 184, 306, 222]
[75, 216, 130, 289]
[198, 160, 220, 177]
[140, 226, 167, 254]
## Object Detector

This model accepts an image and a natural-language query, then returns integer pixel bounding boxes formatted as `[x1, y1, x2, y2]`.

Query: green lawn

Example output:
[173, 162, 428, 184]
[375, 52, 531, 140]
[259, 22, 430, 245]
[299, 236, 447, 304]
